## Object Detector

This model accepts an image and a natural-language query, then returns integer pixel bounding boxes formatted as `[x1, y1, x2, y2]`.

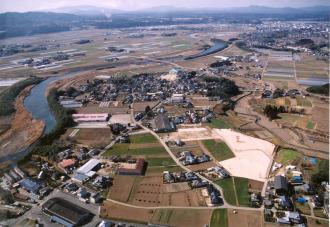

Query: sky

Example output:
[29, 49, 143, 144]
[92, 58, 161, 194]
[1, 0, 329, 12]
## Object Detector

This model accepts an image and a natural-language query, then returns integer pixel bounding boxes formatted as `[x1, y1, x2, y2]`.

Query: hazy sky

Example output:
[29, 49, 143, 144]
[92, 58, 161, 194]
[1, 0, 329, 12]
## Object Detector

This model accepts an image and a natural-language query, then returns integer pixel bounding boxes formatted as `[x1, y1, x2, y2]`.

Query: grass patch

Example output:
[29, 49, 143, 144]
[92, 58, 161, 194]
[130, 133, 158, 144]
[306, 121, 314, 129]
[202, 140, 235, 161]
[215, 178, 237, 205]
[103, 143, 167, 157]
[276, 148, 302, 165]
[146, 157, 176, 167]
[296, 97, 312, 107]
[210, 209, 228, 227]
[234, 177, 250, 206]
[208, 118, 232, 129]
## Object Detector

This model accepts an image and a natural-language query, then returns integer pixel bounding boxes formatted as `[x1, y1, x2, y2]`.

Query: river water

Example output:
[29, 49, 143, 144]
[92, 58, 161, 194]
[184, 39, 228, 60]
[0, 72, 78, 164]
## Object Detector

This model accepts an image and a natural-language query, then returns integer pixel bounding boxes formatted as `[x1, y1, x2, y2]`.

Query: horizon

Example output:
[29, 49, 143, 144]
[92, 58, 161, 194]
[1, 0, 330, 13]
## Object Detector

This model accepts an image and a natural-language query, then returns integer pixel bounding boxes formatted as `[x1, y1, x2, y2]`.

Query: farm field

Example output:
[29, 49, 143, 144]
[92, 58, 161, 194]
[295, 53, 329, 79]
[207, 118, 233, 129]
[102, 133, 169, 160]
[202, 140, 235, 161]
[66, 128, 113, 147]
[100, 200, 153, 223]
[128, 176, 207, 207]
[227, 209, 263, 227]
[108, 175, 138, 202]
[275, 148, 303, 165]
[215, 178, 237, 206]
[151, 209, 212, 227]
[210, 209, 228, 227]
[233, 177, 250, 206]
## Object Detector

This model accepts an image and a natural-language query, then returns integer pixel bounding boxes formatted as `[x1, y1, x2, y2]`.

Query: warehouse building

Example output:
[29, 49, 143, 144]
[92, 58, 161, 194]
[42, 197, 93, 227]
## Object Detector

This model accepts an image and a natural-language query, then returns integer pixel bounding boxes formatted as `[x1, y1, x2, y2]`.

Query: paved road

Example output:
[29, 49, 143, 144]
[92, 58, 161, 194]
[106, 197, 263, 211]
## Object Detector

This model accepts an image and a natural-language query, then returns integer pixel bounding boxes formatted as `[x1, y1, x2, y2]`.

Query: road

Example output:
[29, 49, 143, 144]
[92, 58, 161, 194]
[127, 102, 263, 212]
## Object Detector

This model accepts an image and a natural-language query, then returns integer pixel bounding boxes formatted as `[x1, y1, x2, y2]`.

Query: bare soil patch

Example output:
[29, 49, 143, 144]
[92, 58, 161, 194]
[100, 201, 154, 223]
[108, 175, 137, 202]
[227, 209, 262, 227]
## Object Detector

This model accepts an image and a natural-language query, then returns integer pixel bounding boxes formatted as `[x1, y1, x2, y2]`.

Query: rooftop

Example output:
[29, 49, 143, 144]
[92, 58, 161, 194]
[42, 197, 93, 225]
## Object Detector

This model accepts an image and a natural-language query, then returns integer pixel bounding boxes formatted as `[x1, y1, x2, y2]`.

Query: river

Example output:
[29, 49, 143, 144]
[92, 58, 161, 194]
[0, 72, 79, 164]
[184, 39, 228, 60]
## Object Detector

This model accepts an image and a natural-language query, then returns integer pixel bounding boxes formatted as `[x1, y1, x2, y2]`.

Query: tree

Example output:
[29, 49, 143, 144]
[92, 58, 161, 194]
[272, 88, 284, 99]
[311, 160, 329, 185]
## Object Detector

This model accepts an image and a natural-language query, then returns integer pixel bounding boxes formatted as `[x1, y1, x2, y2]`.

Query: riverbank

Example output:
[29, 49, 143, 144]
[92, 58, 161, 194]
[0, 86, 45, 166]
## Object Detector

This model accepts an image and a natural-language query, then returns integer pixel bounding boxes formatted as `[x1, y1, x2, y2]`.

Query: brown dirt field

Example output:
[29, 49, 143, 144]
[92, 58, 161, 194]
[312, 106, 329, 133]
[152, 209, 213, 227]
[187, 162, 217, 172]
[129, 176, 207, 207]
[221, 44, 250, 56]
[306, 217, 329, 227]
[227, 209, 263, 227]
[100, 200, 154, 223]
[163, 182, 190, 193]
[72, 128, 113, 147]
[295, 53, 329, 79]
[108, 175, 138, 202]
[0, 86, 44, 162]
[248, 179, 264, 192]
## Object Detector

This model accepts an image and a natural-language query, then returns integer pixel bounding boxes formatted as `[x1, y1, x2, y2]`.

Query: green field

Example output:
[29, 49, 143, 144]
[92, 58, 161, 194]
[210, 209, 228, 227]
[215, 178, 237, 205]
[306, 121, 315, 129]
[276, 148, 302, 165]
[146, 157, 176, 167]
[208, 118, 232, 129]
[202, 140, 235, 161]
[234, 177, 250, 206]
[130, 133, 158, 144]
[145, 166, 183, 175]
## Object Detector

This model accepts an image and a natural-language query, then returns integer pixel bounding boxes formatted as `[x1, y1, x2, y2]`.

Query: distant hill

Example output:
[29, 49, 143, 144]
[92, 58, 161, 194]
[306, 83, 329, 96]
[0, 5, 329, 39]
[48, 5, 124, 17]
[0, 11, 107, 39]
